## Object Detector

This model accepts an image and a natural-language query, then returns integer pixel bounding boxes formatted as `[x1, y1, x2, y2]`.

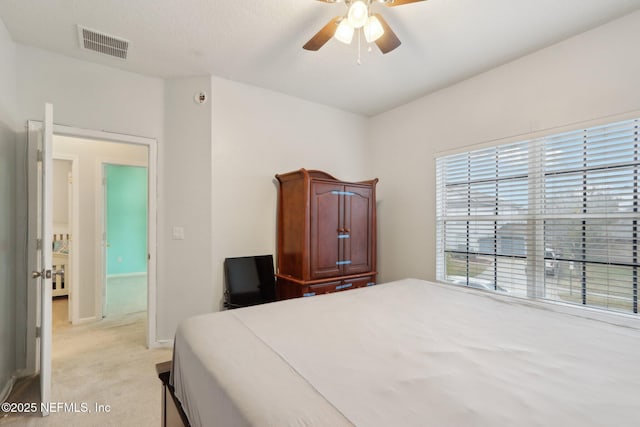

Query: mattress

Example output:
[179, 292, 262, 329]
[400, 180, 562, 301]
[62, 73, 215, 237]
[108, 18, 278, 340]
[171, 278, 640, 427]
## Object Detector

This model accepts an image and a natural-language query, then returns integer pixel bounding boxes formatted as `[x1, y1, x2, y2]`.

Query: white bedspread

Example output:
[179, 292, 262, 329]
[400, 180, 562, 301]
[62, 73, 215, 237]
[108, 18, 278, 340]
[172, 278, 640, 427]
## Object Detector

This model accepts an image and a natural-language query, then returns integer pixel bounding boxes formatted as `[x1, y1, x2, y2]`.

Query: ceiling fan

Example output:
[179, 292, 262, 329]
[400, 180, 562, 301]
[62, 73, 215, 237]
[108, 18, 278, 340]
[303, 0, 427, 55]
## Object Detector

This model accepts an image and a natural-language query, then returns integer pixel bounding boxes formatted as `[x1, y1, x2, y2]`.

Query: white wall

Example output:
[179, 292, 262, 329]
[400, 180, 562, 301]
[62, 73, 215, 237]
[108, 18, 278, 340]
[367, 10, 640, 283]
[157, 77, 213, 340]
[53, 136, 148, 320]
[0, 20, 16, 129]
[16, 46, 164, 139]
[209, 77, 367, 315]
[52, 159, 71, 227]
[0, 121, 16, 400]
[0, 16, 17, 400]
[157, 76, 368, 340]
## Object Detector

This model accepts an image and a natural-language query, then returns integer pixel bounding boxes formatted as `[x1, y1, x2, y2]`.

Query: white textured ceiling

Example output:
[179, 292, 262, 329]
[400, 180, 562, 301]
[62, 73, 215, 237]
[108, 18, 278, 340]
[1, 0, 639, 116]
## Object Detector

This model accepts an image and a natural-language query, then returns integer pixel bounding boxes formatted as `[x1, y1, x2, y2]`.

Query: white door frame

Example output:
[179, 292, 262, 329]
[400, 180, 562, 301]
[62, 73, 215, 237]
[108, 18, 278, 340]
[97, 158, 149, 320]
[26, 123, 158, 374]
[56, 125, 158, 348]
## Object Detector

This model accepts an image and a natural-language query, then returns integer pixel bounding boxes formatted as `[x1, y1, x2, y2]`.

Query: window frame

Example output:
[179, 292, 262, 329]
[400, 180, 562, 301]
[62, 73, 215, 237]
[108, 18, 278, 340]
[436, 118, 639, 315]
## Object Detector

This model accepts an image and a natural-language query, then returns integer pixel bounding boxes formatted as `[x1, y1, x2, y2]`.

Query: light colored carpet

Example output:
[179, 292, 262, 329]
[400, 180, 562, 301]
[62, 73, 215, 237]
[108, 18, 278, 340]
[105, 274, 147, 317]
[1, 298, 172, 426]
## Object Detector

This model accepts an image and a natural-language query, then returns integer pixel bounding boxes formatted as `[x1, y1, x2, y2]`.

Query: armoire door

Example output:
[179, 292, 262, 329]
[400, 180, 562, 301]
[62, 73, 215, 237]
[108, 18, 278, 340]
[342, 184, 373, 275]
[309, 181, 343, 279]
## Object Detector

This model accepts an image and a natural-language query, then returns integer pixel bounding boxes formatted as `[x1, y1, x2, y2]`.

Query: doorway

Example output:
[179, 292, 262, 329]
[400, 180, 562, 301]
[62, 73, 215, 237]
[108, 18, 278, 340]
[51, 157, 74, 326]
[102, 162, 149, 317]
[51, 134, 150, 328]
[22, 113, 159, 415]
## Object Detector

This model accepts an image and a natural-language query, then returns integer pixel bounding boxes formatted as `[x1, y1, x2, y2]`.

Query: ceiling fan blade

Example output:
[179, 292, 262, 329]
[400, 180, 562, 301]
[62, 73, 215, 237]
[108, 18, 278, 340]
[373, 13, 401, 54]
[384, 0, 427, 6]
[303, 16, 342, 51]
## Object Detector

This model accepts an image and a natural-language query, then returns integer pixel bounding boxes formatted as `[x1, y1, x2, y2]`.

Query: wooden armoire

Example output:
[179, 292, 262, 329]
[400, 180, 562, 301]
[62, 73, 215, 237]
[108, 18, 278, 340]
[275, 169, 378, 299]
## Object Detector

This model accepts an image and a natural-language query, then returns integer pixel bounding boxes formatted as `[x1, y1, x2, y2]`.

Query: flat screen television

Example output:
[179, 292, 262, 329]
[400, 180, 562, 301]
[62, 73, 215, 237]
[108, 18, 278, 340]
[223, 255, 276, 308]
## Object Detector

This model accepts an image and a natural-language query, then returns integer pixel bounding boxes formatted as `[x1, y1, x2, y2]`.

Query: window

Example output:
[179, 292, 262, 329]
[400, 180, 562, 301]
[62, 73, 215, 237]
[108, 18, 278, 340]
[436, 118, 639, 315]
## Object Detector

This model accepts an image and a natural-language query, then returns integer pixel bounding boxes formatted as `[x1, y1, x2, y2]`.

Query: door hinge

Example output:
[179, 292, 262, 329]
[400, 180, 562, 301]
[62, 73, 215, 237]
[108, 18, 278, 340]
[35, 326, 41, 338]
[36, 149, 43, 162]
[36, 238, 42, 250]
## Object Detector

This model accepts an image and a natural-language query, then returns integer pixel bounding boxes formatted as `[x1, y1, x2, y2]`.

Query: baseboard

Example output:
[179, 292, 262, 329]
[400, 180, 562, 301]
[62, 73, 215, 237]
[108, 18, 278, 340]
[14, 368, 33, 378]
[0, 375, 16, 403]
[150, 339, 174, 349]
[107, 272, 147, 279]
[72, 316, 98, 325]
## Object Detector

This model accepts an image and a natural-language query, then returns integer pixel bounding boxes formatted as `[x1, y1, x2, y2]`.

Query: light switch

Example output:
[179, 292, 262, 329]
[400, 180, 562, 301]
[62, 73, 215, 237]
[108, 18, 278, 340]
[172, 226, 185, 240]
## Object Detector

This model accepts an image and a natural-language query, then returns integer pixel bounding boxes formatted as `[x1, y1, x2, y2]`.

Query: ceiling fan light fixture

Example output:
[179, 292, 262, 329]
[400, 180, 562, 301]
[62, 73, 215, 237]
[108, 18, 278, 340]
[347, 0, 369, 28]
[364, 15, 385, 43]
[334, 19, 355, 44]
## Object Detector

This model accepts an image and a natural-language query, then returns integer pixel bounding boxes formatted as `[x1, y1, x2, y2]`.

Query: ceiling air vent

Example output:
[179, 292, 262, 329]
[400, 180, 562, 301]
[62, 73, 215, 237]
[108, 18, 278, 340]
[77, 25, 129, 60]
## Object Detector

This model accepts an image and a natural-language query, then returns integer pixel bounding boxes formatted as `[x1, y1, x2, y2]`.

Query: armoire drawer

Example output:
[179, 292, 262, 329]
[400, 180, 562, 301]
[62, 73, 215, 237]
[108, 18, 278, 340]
[305, 281, 342, 297]
[344, 276, 376, 289]
[276, 274, 377, 299]
[303, 276, 376, 297]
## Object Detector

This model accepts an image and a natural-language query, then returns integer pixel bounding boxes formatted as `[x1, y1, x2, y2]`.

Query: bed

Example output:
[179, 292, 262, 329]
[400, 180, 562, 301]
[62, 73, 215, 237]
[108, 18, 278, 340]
[167, 278, 640, 427]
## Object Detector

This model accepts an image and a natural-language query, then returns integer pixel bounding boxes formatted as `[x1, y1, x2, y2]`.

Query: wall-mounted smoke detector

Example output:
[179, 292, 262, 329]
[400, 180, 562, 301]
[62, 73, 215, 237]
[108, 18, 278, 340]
[77, 25, 129, 60]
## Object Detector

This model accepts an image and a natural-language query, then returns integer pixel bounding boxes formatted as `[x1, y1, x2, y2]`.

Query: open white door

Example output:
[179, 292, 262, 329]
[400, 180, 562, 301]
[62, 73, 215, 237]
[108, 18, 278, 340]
[30, 103, 53, 415]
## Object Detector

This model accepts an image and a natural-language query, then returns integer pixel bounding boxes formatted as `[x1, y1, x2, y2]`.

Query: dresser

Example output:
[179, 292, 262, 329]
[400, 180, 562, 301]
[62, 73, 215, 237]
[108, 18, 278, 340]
[275, 169, 377, 299]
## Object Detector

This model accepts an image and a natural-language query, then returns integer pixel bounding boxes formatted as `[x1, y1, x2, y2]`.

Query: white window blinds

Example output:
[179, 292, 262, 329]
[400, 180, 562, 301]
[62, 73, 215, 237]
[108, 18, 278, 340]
[436, 118, 639, 315]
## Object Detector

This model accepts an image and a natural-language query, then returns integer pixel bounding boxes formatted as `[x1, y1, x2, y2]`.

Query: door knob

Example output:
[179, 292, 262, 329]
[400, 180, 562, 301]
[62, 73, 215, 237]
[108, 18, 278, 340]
[32, 270, 53, 279]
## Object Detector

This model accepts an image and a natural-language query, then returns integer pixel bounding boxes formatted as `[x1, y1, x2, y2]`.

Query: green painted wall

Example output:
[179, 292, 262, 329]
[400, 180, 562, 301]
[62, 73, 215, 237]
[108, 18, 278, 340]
[106, 164, 147, 276]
